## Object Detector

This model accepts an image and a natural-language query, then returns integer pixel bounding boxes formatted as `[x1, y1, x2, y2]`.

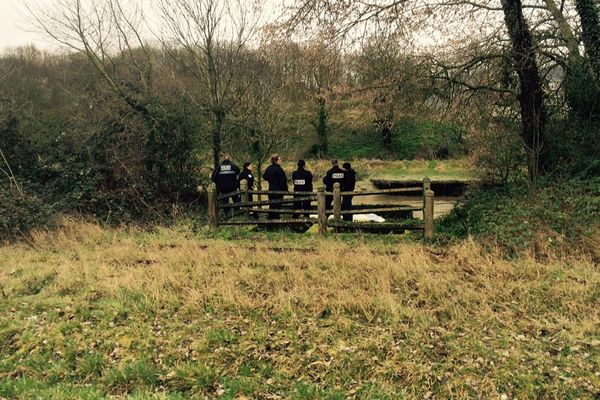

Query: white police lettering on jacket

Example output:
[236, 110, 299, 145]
[219, 165, 236, 174]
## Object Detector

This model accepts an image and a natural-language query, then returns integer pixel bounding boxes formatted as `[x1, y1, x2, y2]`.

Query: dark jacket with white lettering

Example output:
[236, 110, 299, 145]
[323, 165, 345, 191]
[292, 168, 313, 192]
[263, 163, 288, 191]
[211, 160, 240, 193]
[238, 168, 255, 190]
[343, 168, 356, 192]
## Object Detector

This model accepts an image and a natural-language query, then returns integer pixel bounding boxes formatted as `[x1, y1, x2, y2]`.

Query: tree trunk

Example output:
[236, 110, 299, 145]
[501, 0, 548, 181]
[212, 111, 224, 169]
[544, 0, 581, 60]
[576, 0, 600, 81]
[316, 96, 328, 155]
[381, 124, 393, 150]
[544, 0, 597, 120]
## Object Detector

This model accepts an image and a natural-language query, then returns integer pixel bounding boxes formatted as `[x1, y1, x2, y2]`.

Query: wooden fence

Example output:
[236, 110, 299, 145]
[208, 178, 435, 238]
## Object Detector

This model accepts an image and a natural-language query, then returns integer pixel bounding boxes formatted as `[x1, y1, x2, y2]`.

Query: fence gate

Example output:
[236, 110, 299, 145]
[208, 178, 435, 238]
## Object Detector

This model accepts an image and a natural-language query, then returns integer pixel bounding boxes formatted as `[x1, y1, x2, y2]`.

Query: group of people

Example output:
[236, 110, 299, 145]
[211, 155, 356, 221]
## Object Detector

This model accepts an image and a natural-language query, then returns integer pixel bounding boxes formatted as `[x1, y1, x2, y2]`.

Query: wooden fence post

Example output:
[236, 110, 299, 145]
[333, 182, 342, 221]
[317, 188, 327, 235]
[208, 183, 219, 229]
[240, 179, 249, 217]
[424, 189, 434, 239]
[423, 177, 431, 206]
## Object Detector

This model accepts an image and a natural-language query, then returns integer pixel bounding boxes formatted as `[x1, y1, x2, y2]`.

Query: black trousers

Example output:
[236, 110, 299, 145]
[342, 195, 353, 222]
[268, 194, 283, 219]
[325, 195, 333, 210]
[293, 195, 311, 219]
[218, 189, 240, 211]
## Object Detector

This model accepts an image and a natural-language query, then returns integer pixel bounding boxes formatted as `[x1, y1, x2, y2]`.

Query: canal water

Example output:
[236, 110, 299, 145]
[353, 195, 459, 220]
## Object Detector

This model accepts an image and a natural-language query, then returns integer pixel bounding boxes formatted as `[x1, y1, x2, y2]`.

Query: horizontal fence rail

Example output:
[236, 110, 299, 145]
[339, 187, 423, 196]
[218, 195, 316, 209]
[217, 190, 244, 200]
[208, 177, 435, 238]
[248, 190, 316, 196]
[329, 206, 423, 215]
[219, 219, 314, 225]
[246, 208, 317, 215]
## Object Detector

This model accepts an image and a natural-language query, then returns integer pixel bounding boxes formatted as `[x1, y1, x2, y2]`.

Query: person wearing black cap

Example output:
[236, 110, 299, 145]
[263, 154, 288, 219]
[322, 159, 345, 209]
[292, 159, 313, 218]
[211, 154, 241, 205]
[342, 162, 356, 221]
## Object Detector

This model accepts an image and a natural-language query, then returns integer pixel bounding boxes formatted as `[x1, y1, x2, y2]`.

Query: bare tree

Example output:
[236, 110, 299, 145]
[299, 39, 343, 156]
[285, 0, 557, 180]
[228, 50, 297, 188]
[154, 0, 264, 168]
[25, 0, 155, 116]
[351, 33, 426, 151]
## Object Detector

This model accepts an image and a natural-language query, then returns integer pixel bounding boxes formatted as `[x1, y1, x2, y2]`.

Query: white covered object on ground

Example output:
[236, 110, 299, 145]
[351, 214, 386, 222]
[310, 214, 386, 222]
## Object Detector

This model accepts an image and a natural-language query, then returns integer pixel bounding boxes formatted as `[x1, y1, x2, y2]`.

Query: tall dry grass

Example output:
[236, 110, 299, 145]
[2, 219, 597, 329]
[1, 219, 599, 398]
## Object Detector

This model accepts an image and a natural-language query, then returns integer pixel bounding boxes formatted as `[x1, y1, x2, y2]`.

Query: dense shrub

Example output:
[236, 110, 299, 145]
[469, 125, 525, 184]
[546, 121, 600, 180]
[0, 187, 53, 241]
[25, 94, 205, 222]
[437, 178, 600, 257]
[0, 112, 37, 180]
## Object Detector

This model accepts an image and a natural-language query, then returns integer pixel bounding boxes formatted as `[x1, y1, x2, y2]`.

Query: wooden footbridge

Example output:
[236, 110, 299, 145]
[208, 178, 435, 238]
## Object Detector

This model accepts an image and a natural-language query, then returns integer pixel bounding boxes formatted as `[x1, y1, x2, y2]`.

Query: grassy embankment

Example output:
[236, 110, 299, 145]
[0, 221, 599, 399]
[278, 159, 473, 191]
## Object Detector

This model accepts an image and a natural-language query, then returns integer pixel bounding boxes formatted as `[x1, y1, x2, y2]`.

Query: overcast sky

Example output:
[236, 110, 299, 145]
[0, 0, 287, 53]
[0, 0, 50, 51]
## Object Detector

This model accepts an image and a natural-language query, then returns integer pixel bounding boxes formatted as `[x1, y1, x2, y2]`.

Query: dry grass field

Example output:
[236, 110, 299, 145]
[0, 220, 599, 399]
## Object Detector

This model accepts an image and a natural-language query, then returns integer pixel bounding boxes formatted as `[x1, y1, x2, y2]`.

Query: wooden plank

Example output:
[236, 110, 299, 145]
[219, 196, 316, 209]
[219, 219, 315, 225]
[248, 190, 315, 196]
[340, 187, 423, 196]
[240, 180, 249, 218]
[317, 189, 327, 235]
[247, 208, 316, 214]
[333, 183, 342, 220]
[328, 221, 425, 230]
[424, 189, 435, 239]
[336, 207, 422, 215]
[220, 209, 247, 220]
[217, 190, 244, 200]
[351, 204, 416, 210]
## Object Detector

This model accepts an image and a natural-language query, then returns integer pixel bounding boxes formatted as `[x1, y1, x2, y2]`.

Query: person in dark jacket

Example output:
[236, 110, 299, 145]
[211, 155, 240, 205]
[292, 159, 313, 219]
[238, 161, 258, 218]
[238, 161, 255, 199]
[263, 154, 288, 219]
[322, 159, 345, 209]
[342, 162, 356, 221]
